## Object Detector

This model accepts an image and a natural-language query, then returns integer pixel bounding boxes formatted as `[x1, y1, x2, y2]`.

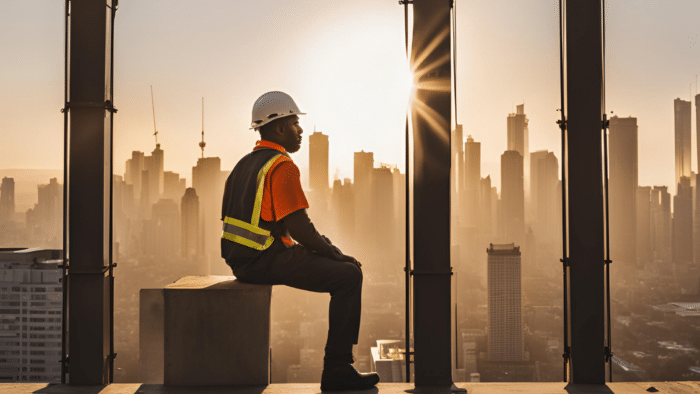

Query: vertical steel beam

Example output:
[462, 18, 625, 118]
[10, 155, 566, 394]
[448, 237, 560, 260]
[411, 0, 454, 387]
[565, 0, 605, 384]
[68, 0, 112, 385]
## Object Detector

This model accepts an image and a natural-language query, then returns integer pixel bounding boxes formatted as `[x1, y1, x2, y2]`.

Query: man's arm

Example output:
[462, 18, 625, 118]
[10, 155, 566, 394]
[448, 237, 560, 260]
[282, 209, 355, 263]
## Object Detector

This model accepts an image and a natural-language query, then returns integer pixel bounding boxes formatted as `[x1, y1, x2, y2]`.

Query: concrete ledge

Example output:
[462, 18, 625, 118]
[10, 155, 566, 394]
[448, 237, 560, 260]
[139, 276, 272, 386]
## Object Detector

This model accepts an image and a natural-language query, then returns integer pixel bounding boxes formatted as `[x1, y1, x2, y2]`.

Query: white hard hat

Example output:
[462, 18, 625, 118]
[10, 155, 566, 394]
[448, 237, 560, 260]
[250, 91, 306, 130]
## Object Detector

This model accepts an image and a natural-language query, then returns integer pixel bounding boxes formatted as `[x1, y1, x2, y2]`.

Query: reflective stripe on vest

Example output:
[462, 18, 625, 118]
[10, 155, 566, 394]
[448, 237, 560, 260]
[222, 153, 285, 251]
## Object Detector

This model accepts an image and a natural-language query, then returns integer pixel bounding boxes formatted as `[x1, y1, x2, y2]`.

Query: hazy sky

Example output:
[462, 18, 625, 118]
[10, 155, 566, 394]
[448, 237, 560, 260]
[1, 0, 698, 190]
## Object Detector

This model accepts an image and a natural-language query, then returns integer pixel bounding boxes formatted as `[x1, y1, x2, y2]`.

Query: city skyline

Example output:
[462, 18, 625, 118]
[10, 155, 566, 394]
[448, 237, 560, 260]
[2, 1, 700, 190]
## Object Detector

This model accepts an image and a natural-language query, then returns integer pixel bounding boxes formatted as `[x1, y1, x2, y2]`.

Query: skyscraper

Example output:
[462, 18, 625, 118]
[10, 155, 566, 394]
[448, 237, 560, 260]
[507, 104, 529, 204]
[0, 177, 15, 224]
[371, 166, 396, 264]
[125, 151, 145, 198]
[609, 116, 638, 267]
[636, 186, 652, 266]
[487, 243, 524, 362]
[651, 186, 672, 267]
[0, 248, 63, 383]
[529, 150, 559, 247]
[181, 187, 200, 259]
[464, 136, 480, 229]
[500, 150, 524, 245]
[144, 144, 165, 206]
[479, 176, 493, 235]
[673, 176, 693, 266]
[309, 131, 329, 192]
[674, 98, 691, 191]
[150, 199, 180, 258]
[353, 151, 374, 246]
[25, 178, 62, 247]
[163, 171, 186, 203]
[193, 157, 225, 274]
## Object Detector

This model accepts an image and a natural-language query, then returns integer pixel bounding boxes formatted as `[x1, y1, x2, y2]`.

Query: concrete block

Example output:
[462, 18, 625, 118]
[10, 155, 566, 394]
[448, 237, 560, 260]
[162, 276, 272, 386]
[139, 288, 164, 384]
[139, 276, 273, 386]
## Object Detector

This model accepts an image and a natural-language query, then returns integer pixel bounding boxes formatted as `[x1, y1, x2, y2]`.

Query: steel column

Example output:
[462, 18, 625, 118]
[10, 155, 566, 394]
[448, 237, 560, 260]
[68, 0, 113, 385]
[565, 0, 606, 384]
[411, 0, 453, 388]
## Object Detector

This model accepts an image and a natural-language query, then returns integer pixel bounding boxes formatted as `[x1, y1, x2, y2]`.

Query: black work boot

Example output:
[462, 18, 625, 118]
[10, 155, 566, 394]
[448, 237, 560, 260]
[321, 355, 380, 391]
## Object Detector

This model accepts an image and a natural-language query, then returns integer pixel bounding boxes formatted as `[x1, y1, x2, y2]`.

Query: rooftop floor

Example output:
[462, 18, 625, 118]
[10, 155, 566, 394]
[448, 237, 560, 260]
[3, 382, 700, 394]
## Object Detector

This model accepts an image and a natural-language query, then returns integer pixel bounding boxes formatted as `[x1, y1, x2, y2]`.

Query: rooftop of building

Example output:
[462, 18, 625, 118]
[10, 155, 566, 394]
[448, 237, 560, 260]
[4, 381, 700, 394]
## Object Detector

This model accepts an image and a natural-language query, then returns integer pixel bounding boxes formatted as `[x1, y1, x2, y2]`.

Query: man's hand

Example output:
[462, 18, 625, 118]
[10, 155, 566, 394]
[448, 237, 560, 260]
[323, 236, 361, 268]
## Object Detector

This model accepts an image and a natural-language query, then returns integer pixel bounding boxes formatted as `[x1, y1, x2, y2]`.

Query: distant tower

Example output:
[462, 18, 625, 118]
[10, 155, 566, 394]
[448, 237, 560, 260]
[125, 151, 145, 198]
[636, 186, 652, 267]
[673, 176, 693, 266]
[181, 188, 200, 259]
[507, 104, 530, 203]
[354, 151, 374, 246]
[530, 150, 559, 248]
[487, 243, 524, 362]
[651, 186, 672, 266]
[500, 150, 524, 245]
[479, 175, 493, 235]
[150, 199, 179, 258]
[200, 97, 206, 158]
[371, 166, 396, 263]
[464, 136, 481, 229]
[674, 98, 691, 192]
[193, 156, 225, 274]
[309, 129, 329, 192]
[0, 177, 15, 224]
[608, 116, 638, 267]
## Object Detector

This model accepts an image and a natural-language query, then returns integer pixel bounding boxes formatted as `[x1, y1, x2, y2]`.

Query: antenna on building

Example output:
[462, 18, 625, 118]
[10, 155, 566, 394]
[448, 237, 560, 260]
[151, 85, 159, 147]
[199, 97, 206, 158]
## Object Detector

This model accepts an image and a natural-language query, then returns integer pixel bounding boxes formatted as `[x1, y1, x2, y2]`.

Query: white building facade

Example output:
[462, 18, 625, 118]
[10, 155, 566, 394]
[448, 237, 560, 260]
[487, 243, 524, 362]
[0, 248, 62, 383]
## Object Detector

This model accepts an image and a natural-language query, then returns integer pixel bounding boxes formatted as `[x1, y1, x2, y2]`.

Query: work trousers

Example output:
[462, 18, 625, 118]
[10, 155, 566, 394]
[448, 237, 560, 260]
[226, 240, 363, 362]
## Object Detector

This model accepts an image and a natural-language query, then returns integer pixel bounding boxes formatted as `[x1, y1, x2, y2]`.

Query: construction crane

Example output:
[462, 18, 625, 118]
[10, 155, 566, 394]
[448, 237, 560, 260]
[199, 97, 206, 158]
[151, 85, 159, 147]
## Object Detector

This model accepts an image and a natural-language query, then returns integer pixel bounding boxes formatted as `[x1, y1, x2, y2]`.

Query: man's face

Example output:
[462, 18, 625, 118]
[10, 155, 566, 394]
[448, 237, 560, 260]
[279, 115, 303, 153]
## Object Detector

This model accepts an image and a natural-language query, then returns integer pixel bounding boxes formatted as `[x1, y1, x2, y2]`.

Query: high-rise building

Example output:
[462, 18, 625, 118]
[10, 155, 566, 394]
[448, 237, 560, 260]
[371, 166, 396, 263]
[673, 176, 693, 266]
[464, 136, 481, 229]
[487, 243, 524, 362]
[125, 151, 145, 198]
[500, 151, 524, 245]
[181, 187, 201, 260]
[25, 178, 62, 247]
[309, 131, 329, 192]
[636, 186, 652, 266]
[674, 98, 691, 191]
[331, 178, 355, 240]
[479, 176, 493, 236]
[651, 186, 672, 267]
[609, 116, 638, 267]
[0, 177, 15, 224]
[193, 157, 226, 274]
[0, 248, 63, 383]
[353, 151, 374, 246]
[144, 144, 165, 206]
[163, 171, 186, 203]
[149, 199, 180, 258]
[529, 150, 559, 247]
[507, 104, 529, 204]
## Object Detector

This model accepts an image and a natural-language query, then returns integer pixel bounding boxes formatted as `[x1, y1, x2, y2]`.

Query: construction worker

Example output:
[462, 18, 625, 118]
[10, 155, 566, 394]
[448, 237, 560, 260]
[221, 91, 380, 391]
